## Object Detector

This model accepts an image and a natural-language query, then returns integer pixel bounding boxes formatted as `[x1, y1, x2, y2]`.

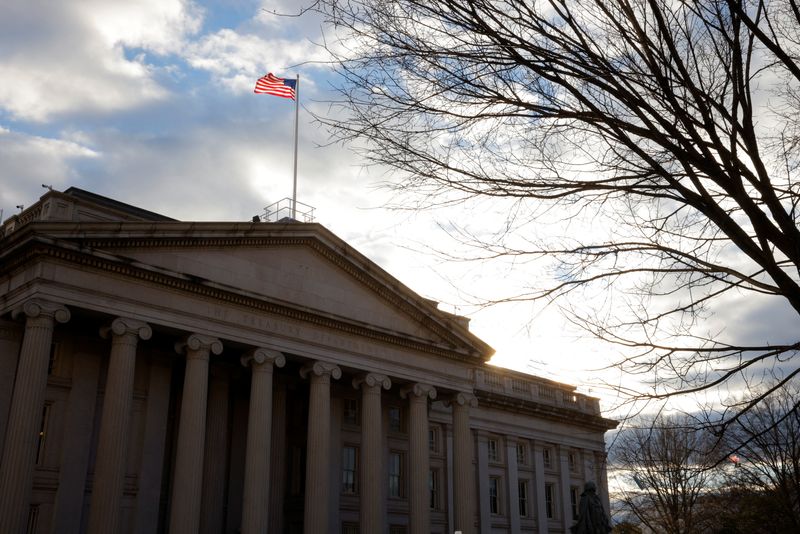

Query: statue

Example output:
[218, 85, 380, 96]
[570, 481, 612, 534]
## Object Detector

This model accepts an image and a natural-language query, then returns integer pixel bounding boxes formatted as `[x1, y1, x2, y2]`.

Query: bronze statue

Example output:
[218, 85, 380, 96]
[570, 481, 612, 534]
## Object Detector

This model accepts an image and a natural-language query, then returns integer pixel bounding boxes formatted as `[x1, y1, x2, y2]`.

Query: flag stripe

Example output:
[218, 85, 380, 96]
[254, 73, 296, 100]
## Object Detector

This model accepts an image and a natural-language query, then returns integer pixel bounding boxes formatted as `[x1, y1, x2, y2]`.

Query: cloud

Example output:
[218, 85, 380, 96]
[0, 0, 203, 122]
[0, 127, 99, 209]
[184, 28, 325, 92]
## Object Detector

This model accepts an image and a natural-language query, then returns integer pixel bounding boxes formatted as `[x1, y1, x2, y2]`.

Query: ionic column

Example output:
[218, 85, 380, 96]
[401, 383, 437, 534]
[353, 373, 391, 532]
[451, 392, 478, 534]
[88, 318, 152, 534]
[168, 334, 222, 534]
[300, 361, 341, 534]
[0, 299, 69, 534]
[241, 348, 286, 534]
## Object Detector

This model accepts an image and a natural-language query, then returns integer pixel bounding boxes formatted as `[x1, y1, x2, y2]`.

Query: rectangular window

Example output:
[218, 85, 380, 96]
[35, 404, 51, 466]
[389, 526, 407, 534]
[489, 477, 500, 514]
[545, 483, 556, 519]
[388, 406, 403, 432]
[47, 342, 59, 375]
[342, 446, 358, 494]
[429, 469, 439, 510]
[26, 505, 39, 534]
[342, 523, 359, 534]
[542, 447, 552, 468]
[343, 398, 359, 426]
[568, 451, 577, 471]
[429, 427, 438, 453]
[570, 486, 580, 520]
[518, 480, 529, 517]
[516, 443, 526, 465]
[487, 439, 499, 462]
[389, 451, 404, 498]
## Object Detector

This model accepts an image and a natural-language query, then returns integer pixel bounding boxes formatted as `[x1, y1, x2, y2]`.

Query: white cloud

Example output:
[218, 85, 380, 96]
[0, 0, 203, 122]
[0, 127, 99, 209]
[184, 28, 324, 91]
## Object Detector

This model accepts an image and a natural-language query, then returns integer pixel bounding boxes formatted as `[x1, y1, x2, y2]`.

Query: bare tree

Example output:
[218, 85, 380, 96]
[614, 416, 720, 533]
[722, 385, 800, 531]
[308, 0, 800, 425]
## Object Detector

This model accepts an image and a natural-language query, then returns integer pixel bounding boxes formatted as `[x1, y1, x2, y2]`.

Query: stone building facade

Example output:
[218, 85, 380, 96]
[0, 188, 616, 534]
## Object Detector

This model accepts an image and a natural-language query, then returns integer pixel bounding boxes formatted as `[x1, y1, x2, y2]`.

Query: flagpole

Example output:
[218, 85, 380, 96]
[292, 74, 299, 219]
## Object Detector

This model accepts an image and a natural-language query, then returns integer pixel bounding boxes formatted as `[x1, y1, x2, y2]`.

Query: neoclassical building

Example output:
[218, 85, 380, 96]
[0, 188, 616, 534]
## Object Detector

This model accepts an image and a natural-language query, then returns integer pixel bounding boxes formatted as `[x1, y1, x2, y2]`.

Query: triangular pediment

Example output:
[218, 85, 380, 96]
[36, 222, 492, 359]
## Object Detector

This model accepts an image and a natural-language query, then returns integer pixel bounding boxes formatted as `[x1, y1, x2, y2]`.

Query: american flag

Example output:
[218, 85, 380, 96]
[254, 73, 296, 100]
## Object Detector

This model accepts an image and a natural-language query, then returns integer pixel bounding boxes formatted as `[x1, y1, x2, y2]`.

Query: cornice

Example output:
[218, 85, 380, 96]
[2, 241, 484, 363]
[474, 390, 618, 432]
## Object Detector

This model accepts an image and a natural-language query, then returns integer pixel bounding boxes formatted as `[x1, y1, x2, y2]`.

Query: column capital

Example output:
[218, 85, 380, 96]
[400, 382, 437, 400]
[299, 360, 341, 380]
[451, 391, 478, 408]
[241, 348, 286, 369]
[12, 299, 70, 324]
[100, 317, 152, 341]
[352, 372, 391, 391]
[175, 334, 223, 357]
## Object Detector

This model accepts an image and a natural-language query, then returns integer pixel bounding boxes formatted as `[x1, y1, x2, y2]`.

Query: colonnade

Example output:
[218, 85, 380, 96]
[0, 299, 480, 534]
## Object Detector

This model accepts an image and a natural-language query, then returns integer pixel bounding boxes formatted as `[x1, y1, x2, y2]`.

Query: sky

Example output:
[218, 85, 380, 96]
[2, 0, 798, 420]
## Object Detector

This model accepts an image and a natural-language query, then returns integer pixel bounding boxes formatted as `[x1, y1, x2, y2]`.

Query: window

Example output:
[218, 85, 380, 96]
[26, 505, 39, 534]
[389, 526, 407, 534]
[342, 523, 359, 534]
[570, 486, 580, 520]
[35, 404, 51, 465]
[518, 480, 529, 517]
[489, 477, 501, 514]
[47, 342, 59, 375]
[343, 398, 359, 426]
[388, 406, 403, 432]
[542, 447, 552, 468]
[429, 469, 439, 510]
[545, 483, 556, 519]
[568, 451, 578, 472]
[516, 443, 526, 465]
[342, 446, 358, 494]
[389, 452, 404, 498]
[487, 438, 499, 462]
[429, 427, 439, 453]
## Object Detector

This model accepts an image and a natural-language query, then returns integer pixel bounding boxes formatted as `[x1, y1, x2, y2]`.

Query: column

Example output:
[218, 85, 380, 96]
[452, 392, 477, 534]
[0, 319, 23, 456]
[200, 366, 232, 534]
[354, 373, 391, 533]
[533, 442, 548, 534]
[300, 361, 341, 534]
[505, 438, 521, 534]
[241, 348, 286, 534]
[0, 299, 69, 534]
[476, 432, 490, 533]
[560, 447, 573, 532]
[88, 318, 152, 534]
[168, 334, 223, 534]
[402, 383, 436, 534]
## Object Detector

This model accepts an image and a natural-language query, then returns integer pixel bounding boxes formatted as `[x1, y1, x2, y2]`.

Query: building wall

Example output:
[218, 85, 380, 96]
[0, 324, 609, 534]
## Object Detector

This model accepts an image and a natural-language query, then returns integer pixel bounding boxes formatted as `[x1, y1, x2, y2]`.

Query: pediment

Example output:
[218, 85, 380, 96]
[46, 223, 492, 358]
